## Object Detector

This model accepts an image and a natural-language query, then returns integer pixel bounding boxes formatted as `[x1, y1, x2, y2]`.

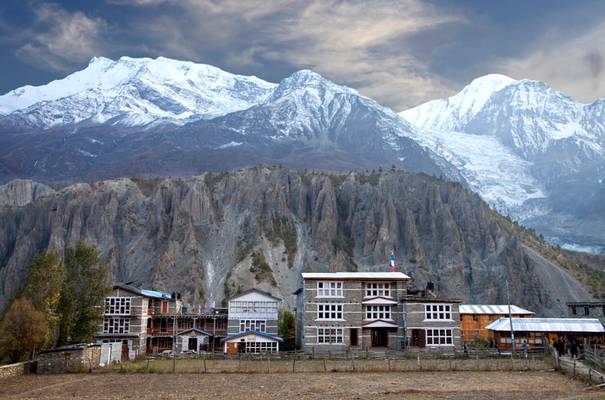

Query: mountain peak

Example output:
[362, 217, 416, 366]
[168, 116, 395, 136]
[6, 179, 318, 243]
[0, 56, 277, 126]
[401, 73, 518, 131]
[467, 73, 516, 89]
[88, 56, 113, 66]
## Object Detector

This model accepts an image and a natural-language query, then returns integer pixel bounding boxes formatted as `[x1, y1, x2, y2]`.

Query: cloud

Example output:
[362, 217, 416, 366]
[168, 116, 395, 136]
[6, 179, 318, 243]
[266, 0, 463, 109]
[109, 0, 464, 110]
[14, 3, 109, 72]
[495, 21, 605, 103]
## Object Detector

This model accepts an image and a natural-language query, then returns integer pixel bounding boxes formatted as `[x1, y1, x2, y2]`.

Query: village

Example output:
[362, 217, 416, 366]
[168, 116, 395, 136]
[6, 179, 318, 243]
[20, 270, 603, 371]
[2, 268, 604, 399]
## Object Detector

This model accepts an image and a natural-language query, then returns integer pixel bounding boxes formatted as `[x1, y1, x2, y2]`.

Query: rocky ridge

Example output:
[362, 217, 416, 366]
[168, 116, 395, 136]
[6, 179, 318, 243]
[0, 166, 599, 316]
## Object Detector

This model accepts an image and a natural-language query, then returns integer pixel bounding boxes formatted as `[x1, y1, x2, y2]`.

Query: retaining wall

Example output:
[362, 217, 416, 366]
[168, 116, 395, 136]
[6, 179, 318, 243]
[0, 362, 31, 379]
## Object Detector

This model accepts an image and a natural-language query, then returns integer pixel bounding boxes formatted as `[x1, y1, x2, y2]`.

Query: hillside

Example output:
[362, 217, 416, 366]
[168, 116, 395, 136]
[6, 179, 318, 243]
[0, 166, 599, 316]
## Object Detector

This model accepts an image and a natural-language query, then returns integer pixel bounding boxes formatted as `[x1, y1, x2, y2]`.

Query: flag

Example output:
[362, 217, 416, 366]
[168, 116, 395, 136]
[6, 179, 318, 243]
[390, 253, 395, 272]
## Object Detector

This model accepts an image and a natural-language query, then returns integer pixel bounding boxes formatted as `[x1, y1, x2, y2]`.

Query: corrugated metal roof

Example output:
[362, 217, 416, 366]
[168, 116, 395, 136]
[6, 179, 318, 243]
[486, 318, 605, 333]
[140, 289, 172, 300]
[302, 272, 410, 280]
[459, 304, 534, 315]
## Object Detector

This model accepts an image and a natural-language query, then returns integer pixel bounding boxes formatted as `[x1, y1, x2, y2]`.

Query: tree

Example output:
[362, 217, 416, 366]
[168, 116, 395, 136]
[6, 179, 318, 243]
[22, 251, 65, 346]
[278, 308, 295, 338]
[58, 241, 109, 345]
[0, 298, 49, 362]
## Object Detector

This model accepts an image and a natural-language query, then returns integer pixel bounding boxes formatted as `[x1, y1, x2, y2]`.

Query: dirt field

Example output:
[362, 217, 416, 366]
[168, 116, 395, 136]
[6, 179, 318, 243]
[0, 371, 601, 400]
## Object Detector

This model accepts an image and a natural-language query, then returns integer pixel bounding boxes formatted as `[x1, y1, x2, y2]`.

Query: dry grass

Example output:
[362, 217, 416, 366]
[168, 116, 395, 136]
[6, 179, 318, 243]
[0, 371, 601, 400]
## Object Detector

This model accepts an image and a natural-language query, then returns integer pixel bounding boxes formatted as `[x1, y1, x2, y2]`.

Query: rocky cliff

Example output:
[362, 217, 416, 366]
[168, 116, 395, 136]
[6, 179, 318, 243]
[0, 166, 598, 315]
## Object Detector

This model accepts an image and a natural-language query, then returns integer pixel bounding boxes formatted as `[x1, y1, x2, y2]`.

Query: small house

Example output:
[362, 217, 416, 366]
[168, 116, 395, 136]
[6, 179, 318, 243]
[225, 288, 282, 353]
[177, 328, 213, 353]
[459, 304, 534, 343]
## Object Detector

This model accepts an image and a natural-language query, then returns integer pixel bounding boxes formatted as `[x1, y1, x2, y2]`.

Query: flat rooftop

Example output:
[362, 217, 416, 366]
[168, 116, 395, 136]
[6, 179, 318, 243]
[301, 272, 410, 280]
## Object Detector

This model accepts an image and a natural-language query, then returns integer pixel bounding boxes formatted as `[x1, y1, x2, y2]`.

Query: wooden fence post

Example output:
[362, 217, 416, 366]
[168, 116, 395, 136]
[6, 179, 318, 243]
[323, 358, 327, 372]
[292, 358, 296, 373]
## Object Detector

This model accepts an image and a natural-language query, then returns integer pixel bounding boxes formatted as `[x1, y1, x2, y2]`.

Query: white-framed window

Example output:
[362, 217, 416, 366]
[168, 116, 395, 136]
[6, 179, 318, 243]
[426, 328, 453, 346]
[365, 282, 391, 297]
[317, 304, 343, 320]
[239, 320, 266, 333]
[424, 304, 452, 320]
[317, 327, 344, 344]
[241, 341, 278, 353]
[316, 281, 343, 298]
[365, 305, 391, 320]
[105, 297, 132, 315]
[103, 317, 130, 334]
[228, 301, 279, 319]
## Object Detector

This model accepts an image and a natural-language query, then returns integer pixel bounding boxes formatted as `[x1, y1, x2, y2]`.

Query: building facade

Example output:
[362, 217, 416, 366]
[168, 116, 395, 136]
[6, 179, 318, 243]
[223, 289, 282, 354]
[298, 272, 410, 353]
[96, 284, 228, 357]
[567, 301, 605, 325]
[96, 284, 171, 357]
[402, 297, 462, 351]
[459, 305, 534, 343]
[486, 317, 605, 351]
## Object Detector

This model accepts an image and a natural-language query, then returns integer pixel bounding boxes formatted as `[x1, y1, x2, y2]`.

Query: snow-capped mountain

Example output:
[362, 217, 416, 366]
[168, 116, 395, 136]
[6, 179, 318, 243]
[1, 57, 603, 252]
[401, 74, 605, 252]
[402, 74, 604, 159]
[0, 57, 461, 184]
[0, 56, 276, 127]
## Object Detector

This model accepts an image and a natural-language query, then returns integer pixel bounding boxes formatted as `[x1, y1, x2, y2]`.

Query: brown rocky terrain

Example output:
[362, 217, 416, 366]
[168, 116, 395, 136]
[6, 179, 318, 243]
[0, 166, 601, 315]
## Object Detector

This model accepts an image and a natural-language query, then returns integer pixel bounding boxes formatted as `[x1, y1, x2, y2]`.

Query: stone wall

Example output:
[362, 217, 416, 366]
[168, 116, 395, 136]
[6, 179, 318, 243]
[37, 346, 101, 374]
[0, 361, 31, 379]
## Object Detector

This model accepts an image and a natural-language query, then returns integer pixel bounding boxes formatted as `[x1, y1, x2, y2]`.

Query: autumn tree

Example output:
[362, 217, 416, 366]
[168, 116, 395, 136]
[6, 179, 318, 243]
[58, 241, 109, 345]
[0, 298, 49, 362]
[22, 251, 65, 346]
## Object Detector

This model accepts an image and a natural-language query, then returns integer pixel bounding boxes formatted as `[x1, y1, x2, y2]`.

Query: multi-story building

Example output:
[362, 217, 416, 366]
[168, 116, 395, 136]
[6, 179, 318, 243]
[96, 283, 174, 358]
[97, 283, 228, 357]
[402, 296, 462, 351]
[222, 288, 283, 354]
[298, 272, 410, 353]
[459, 304, 534, 343]
[567, 301, 605, 325]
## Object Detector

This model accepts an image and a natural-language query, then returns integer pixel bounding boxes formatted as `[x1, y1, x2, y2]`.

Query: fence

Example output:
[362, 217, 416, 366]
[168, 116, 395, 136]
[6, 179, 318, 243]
[116, 352, 548, 374]
[584, 345, 604, 370]
[147, 346, 545, 361]
[550, 347, 605, 388]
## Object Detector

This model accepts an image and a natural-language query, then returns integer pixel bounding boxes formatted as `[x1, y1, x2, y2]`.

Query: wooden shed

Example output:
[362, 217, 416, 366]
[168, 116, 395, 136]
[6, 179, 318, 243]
[459, 305, 534, 343]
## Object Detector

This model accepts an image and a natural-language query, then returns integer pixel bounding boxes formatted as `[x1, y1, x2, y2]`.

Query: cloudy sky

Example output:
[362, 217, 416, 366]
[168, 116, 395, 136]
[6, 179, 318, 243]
[1, 0, 604, 110]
